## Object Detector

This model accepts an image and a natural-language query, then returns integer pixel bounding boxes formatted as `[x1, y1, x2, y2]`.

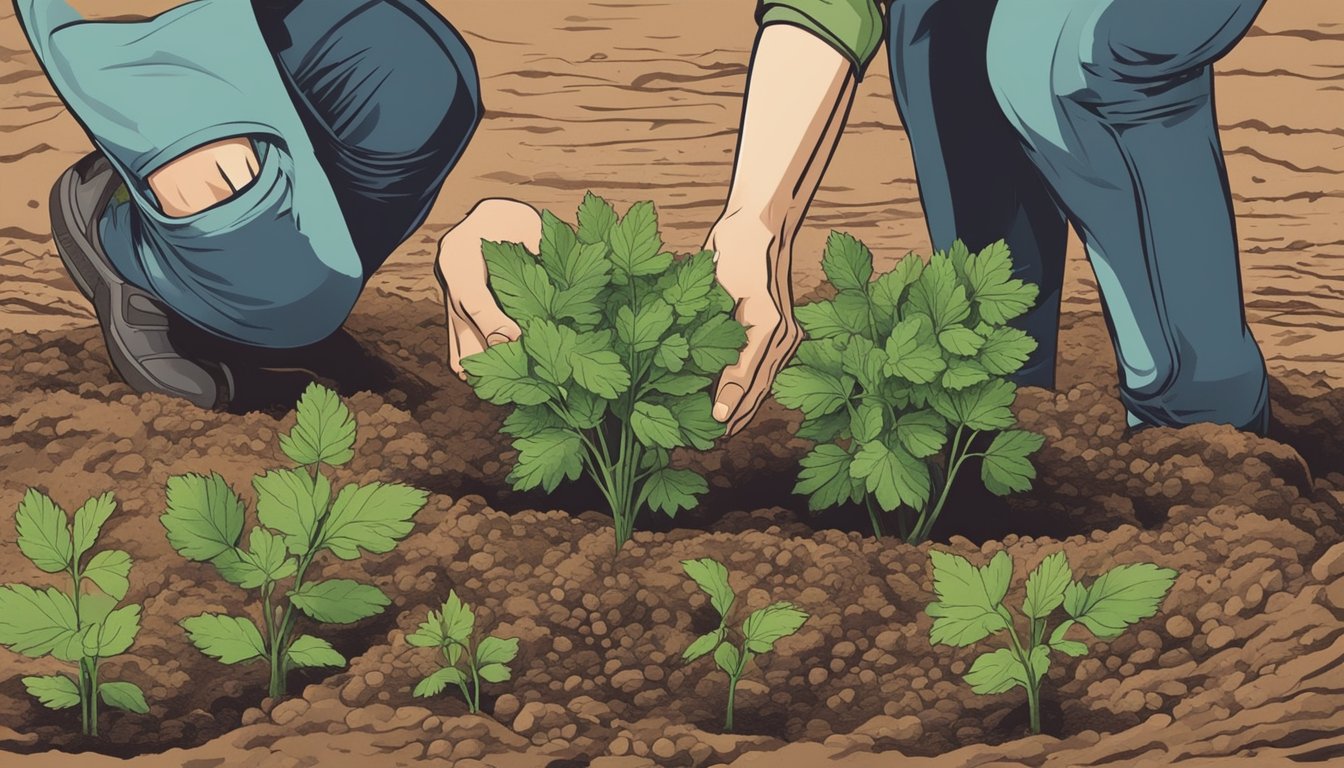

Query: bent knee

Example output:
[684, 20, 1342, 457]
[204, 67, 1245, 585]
[148, 137, 259, 218]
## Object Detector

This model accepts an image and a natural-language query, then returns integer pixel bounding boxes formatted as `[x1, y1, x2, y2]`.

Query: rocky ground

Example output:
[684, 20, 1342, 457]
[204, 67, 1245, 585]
[1, 1, 1343, 766]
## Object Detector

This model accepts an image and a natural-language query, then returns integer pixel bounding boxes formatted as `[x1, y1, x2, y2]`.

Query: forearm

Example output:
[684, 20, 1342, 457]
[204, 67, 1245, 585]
[721, 24, 856, 239]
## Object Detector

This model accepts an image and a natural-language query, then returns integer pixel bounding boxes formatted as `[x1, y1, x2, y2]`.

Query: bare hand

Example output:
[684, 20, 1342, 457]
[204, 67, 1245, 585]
[707, 210, 802, 435]
[435, 199, 542, 379]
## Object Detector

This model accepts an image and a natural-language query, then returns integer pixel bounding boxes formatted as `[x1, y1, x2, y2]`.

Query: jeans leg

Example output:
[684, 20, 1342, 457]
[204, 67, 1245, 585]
[254, 0, 484, 277]
[887, 0, 1068, 389]
[987, 0, 1269, 433]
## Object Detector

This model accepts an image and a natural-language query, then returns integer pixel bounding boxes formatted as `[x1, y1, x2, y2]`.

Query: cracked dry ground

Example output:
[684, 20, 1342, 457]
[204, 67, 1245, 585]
[2, 1, 1344, 767]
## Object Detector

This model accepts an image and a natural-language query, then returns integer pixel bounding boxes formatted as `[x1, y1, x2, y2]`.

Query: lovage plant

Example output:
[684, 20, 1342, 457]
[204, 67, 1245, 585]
[927, 549, 1177, 734]
[408, 590, 519, 713]
[775, 233, 1045, 542]
[680, 558, 809, 732]
[463, 193, 745, 551]
[0, 490, 147, 735]
[162, 383, 427, 699]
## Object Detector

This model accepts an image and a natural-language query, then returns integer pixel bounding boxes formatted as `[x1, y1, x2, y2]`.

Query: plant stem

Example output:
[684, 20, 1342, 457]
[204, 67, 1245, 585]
[863, 496, 885, 538]
[87, 659, 100, 738]
[1004, 623, 1042, 735]
[911, 428, 980, 543]
[724, 674, 737, 733]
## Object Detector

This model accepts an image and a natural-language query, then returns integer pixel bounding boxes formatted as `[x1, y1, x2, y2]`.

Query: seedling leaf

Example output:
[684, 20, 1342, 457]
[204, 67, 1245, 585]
[742, 602, 808, 654]
[714, 642, 742, 676]
[683, 628, 725, 662]
[479, 663, 512, 683]
[884, 315, 946, 384]
[608, 201, 668, 277]
[100, 681, 149, 713]
[523, 318, 578, 385]
[414, 667, 466, 698]
[280, 383, 357, 467]
[463, 341, 554, 406]
[16, 489, 72, 573]
[641, 468, 706, 518]
[320, 481, 427, 560]
[82, 549, 132, 600]
[1023, 551, 1072, 620]
[963, 647, 1027, 694]
[571, 330, 630, 399]
[1064, 563, 1177, 639]
[254, 468, 328, 556]
[681, 558, 734, 619]
[72, 492, 116, 561]
[481, 240, 556, 322]
[289, 579, 389, 624]
[926, 550, 1012, 646]
[850, 439, 930, 512]
[0, 585, 79, 659]
[90, 605, 140, 657]
[441, 591, 476, 644]
[162, 473, 245, 561]
[287, 635, 346, 668]
[795, 444, 862, 510]
[688, 314, 747, 373]
[822, 232, 873, 292]
[509, 429, 584, 492]
[577, 193, 618, 244]
[631, 403, 682, 449]
[181, 614, 265, 664]
[476, 636, 520, 666]
[982, 430, 1045, 495]
[773, 367, 851, 419]
[23, 675, 80, 710]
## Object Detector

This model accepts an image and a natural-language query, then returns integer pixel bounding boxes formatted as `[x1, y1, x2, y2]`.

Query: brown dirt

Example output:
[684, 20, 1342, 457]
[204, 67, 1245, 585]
[2, 1, 1343, 767]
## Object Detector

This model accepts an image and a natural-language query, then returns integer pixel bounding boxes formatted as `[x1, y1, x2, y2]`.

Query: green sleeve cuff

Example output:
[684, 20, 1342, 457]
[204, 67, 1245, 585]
[757, 0, 885, 77]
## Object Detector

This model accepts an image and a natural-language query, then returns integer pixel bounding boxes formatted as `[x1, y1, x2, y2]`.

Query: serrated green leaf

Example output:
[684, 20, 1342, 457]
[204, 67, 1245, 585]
[0, 585, 79, 659]
[773, 366, 852, 419]
[631, 402, 683, 449]
[464, 340, 554, 406]
[571, 330, 631, 399]
[254, 468, 327, 557]
[963, 647, 1029, 695]
[1064, 563, 1177, 639]
[234, 527, 298, 588]
[522, 318, 578, 385]
[714, 642, 742, 675]
[287, 634, 346, 668]
[479, 662, 512, 683]
[407, 610, 445, 648]
[181, 614, 265, 664]
[16, 489, 72, 573]
[978, 326, 1039, 376]
[440, 591, 476, 644]
[982, 429, 1045, 495]
[540, 210, 578, 265]
[551, 242, 612, 327]
[211, 549, 267, 589]
[23, 675, 80, 710]
[663, 252, 717, 317]
[885, 315, 946, 384]
[509, 428, 584, 492]
[660, 393, 725, 450]
[609, 201, 669, 277]
[742, 602, 808, 654]
[797, 410, 851, 443]
[280, 384, 357, 467]
[482, 240, 556, 323]
[83, 549, 132, 600]
[939, 327, 985, 356]
[687, 314, 747, 373]
[933, 380, 1017, 431]
[942, 359, 991, 391]
[841, 334, 888, 391]
[1024, 551, 1072, 620]
[683, 628, 725, 662]
[648, 371, 710, 396]
[565, 388, 608, 429]
[617, 298, 674, 353]
[654, 334, 690, 372]
[822, 232, 873, 292]
[577, 192, 619, 245]
[850, 402, 883, 442]
[966, 241, 1039, 325]
[414, 667, 467, 698]
[641, 467, 706, 518]
[682, 558, 734, 619]
[100, 680, 149, 713]
[871, 252, 925, 332]
[795, 338, 845, 377]
[476, 635, 519, 666]
[895, 410, 948, 458]
[850, 440, 930, 512]
[72, 492, 116, 562]
[290, 579, 389, 624]
[909, 254, 971, 331]
[319, 481, 426, 560]
[1047, 620, 1088, 656]
[926, 550, 1013, 647]
[795, 300, 851, 340]
[501, 405, 566, 438]
[795, 444, 862, 511]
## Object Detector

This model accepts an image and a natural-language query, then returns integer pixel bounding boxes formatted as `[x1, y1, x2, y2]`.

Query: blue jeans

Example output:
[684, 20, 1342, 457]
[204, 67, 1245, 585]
[888, 0, 1270, 434]
[18, 0, 480, 348]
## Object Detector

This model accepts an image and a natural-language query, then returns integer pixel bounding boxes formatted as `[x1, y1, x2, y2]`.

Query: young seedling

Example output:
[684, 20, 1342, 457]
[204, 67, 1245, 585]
[927, 549, 1177, 734]
[407, 590, 519, 713]
[680, 558, 808, 732]
[463, 193, 746, 552]
[162, 383, 427, 700]
[0, 490, 148, 736]
[774, 233, 1046, 542]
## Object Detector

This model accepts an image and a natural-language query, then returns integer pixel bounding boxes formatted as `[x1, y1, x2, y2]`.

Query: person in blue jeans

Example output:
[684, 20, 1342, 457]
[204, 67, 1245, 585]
[703, 0, 1272, 437]
[18, 0, 540, 408]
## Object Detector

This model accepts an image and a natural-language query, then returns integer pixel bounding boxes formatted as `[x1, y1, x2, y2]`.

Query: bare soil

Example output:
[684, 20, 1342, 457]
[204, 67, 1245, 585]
[2, 2, 1343, 767]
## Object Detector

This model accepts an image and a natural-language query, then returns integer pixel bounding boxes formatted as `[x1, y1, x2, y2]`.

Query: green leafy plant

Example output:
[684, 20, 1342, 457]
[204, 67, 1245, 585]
[680, 558, 809, 732]
[407, 590, 519, 713]
[162, 383, 427, 700]
[0, 490, 147, 735]
[463, 193, 746, 552]
[774, 233, 1045, 542]
[927, 549, 1177, 734]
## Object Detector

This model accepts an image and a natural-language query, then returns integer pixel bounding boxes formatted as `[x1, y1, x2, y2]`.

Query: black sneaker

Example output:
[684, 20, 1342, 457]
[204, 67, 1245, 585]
[50, 152, 233, 409]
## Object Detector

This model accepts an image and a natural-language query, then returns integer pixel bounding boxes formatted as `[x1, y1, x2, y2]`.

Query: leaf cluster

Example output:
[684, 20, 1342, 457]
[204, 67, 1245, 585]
[162, 384, 427, 688]
[1, 490, 148, 718]
[680, 558, 808, 682]
[408, 590, 519, 712]
[927, 549, 1177, 701]
[775, 234, 1044, 523]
